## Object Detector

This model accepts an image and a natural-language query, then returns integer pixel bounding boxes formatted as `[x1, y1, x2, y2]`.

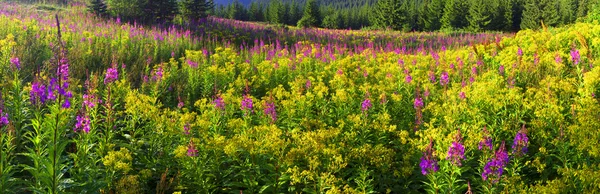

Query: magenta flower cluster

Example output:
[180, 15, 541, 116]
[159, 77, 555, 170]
[414, 97, 423, 109]
[482, 141, 509, 183]
[570, 48, 580, 65]
[0, 109, 8, 127]
[10, 57, 20, 70]
[361, 98, 372, 113]
[74, 115, 90, 133]
[104, 67, 119, 84]
[240, 95, 253, 115]
[213, 95, 226, 111]
[447, 132, 465, 166]
[264, 102, 277, 123]
[440, 71, 449, 86]
[512, 125, 529, 156]
[419, 140, 439, 175]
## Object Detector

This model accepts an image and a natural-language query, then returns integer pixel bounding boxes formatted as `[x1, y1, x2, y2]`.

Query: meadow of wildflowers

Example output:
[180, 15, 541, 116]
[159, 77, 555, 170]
[0, 2, 599, 194]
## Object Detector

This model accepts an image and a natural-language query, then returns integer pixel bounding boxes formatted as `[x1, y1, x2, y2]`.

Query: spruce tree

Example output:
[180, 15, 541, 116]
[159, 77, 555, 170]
[467, 0, 492, 31]
[297, 0, 321, 27]
[144, 0, 178, 23]
[521, 0, 559, 29]
[87, 0, 107, 17]
[180, 0, 214, 22]
[440, 0, 456, 30]
[372, 0, 403, 30]
[423, 0, 444, 31]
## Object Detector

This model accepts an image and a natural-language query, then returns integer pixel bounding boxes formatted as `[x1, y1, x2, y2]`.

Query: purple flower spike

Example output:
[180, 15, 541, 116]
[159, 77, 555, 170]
[405, 74, 412, 83]
[482, 141, 509, 183]
[459, 92, 466, 100]
[571, 48, 580, 65]
[440, 71, 449, 86]
[512, 125, 529, 156]
[429, 72, 436, 83]
[479, 127, 493, 151]
[0, 109, 9, 127]
[74, 114, 90, 133]
[414, 97, 423, 109]
[104, 67, 118, 84]
[517, 47, 523, 57]
[213, 95, 225, 111]
[264, 101, 277, 123]
[447, 130, 465, 166]
[187, 141, 198, 157]
[241, 95, 253, 115]
[10, 57, 20, 70]
[361, 98, 372, 113]
[184, 123, 190, 135]
[420, 140, 439, 175]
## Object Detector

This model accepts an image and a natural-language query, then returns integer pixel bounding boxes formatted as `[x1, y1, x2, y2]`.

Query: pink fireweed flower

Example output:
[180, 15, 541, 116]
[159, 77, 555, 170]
[10, 57, 20, 70]
[459, 91, 466, 100]
[30, 81, 48, 105]
[264, 101, 277, 123]
[74, 114, 90, 133]
[213, 95, 225, 111]
[361, 98, 372, 113]
[499, 65, 505, 76]
[420, 140, 439, 175]
[336, 69, 343, 75]
[482, 141, 509, 183]
[305, 79, 312, 89]
[187, 140, 198, 157]
[187, 60, 198, 68]
[479, 127, 493, 151]
[405, 74, 412, 83]
[517, 47, 523, 57]
[240, 95, 253, 115]
[440, 71, 449, 86]
[153, 67, 164, 81]
[447, 130, 465, 166]
[414, 97, 423, 109]
[0, 109, 9, 127]
[512, 125, 529, 157]
[183, 123, 190, 135]
[571, 48, 580, 65]
[104, 67, 118, 84]
[555, 54, 562, 64]
[428, 71, 436, 83]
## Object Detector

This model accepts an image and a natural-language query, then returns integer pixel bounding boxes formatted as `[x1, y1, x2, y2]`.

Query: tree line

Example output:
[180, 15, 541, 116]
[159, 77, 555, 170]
[212, 0, 599, 31]
[88, 0, 214, 24]
[86, 0, 599, 31]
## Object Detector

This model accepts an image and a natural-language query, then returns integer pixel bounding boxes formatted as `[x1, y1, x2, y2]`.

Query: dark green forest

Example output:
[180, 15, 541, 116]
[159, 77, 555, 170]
[213, 0, 599, 31]
[20, 0, 600, 31]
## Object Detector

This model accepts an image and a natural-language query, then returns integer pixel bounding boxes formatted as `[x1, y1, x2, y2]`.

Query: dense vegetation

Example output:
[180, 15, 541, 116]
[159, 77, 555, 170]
[0, 1, 600, 193]
[212, 0, 600, 31]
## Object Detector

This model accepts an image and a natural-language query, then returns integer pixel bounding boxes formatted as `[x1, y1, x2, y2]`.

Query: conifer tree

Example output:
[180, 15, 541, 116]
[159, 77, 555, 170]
[371, 0, 404, 30]
[520, 0, 559, 29]
[297, 0, 320, 27]
[180, 0, 214, 22]
[87, 0, 107, 17]
[467, 0, 492, 31]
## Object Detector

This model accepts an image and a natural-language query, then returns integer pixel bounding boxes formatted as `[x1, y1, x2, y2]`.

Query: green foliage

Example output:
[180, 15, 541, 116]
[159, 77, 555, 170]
[180, 0, 214, 22]
[106, 0, 144, 20]
[371, 0, 404, 30]
[87, 0, 107, 17]
[520, 0, 560, 29]
[297, 0, 320, 27]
